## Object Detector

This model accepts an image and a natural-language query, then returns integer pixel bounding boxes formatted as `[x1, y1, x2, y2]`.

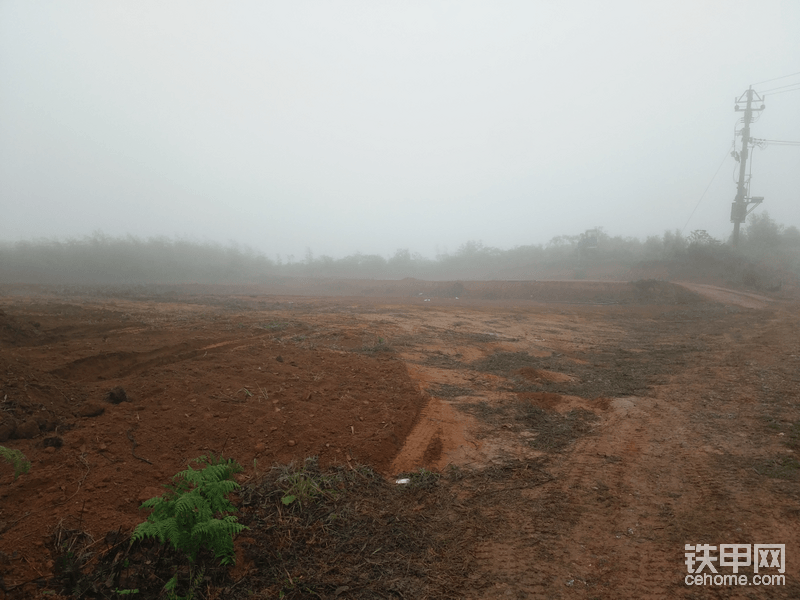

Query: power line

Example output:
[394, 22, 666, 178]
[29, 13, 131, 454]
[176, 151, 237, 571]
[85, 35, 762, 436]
[752, 138, 800, 146]
[751, 70, 800, 86]
[765, 85, 800, 97]
[681, 143, 733, 235]
[758, 81, 800, 93]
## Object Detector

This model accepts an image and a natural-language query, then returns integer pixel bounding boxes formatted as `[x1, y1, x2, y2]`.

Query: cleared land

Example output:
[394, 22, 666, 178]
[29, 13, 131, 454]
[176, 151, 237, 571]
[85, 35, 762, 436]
[0, 280, 798, 599]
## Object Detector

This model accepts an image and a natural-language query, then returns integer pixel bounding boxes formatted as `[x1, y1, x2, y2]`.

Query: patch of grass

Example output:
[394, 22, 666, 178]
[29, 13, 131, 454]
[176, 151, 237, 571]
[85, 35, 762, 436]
[258, 321, 291, 331]
[55, 455, 574, 599]
[784, 420, 800, 450]
[398, 467, 441, 490]
[0, 445, 31, 480]
[455, 400, 505, 430]
[756, 456, 800, 480]
[256, 385, 269, 402]
[357, 335, 394, 354]
[231, 459, 473, 599]
[472, 351, 540, 374]
[524, 407, 598, 451]
[457, 400, 598, 452]
[420, 351, 464, 370]
[476, 458, 554, 485]
[457, 400, 505, 425]
[277, 456, 339, 507]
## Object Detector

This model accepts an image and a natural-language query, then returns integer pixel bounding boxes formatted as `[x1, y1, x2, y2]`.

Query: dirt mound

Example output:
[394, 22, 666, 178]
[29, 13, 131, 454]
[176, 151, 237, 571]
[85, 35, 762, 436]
[255, 278, 707, 304]
[676, 281, 775, 309]
[1, 279, 707, 306]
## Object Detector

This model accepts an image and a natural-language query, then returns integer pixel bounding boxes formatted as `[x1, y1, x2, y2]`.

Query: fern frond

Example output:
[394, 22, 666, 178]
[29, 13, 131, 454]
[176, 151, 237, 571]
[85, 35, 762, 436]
[202, 480, 239, 513]
[132, 519, 169, 544]
[131, 455, 249, 568]
[201, 463, 233, 483]
[140, 496, 165, 510]
[174, 490, 203, 515]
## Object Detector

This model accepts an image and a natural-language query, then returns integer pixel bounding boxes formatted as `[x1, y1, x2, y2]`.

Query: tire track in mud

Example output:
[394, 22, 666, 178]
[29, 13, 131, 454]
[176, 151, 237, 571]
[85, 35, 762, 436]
[459, 393, 731, 599]
[264, 294, 798, 598]
[559, 398, 686, 598]
[384, 312, 623, 597]
[467, 306, 799, 599]
[48, 335, 271, 382]
[389, 298, 800, 598]
[463, 433, 613, 597]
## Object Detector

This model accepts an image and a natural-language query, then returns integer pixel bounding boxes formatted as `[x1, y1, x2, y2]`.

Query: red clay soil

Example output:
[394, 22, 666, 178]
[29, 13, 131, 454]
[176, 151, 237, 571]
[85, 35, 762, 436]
[1, 279, 799, 598]
[0, 292, 426, 595]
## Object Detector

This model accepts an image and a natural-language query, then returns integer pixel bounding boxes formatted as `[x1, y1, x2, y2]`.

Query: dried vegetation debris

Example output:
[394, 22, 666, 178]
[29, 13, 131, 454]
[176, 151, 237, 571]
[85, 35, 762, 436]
[50, 458, 482, 600]
[49, 520, 235, 599]
[234, 458, 471, 599]
[419, 351, 464, 370]
[49, 457, 565, 600]
[469, 310, 721, 399]
[226, 458, 562, 599]
[459, 399, 598, 452]
[471, 350, 539, 374]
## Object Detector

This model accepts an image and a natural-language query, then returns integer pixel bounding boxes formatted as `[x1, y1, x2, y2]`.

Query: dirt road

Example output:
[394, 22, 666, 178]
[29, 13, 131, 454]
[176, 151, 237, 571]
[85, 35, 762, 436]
[0, 280, 798, 598]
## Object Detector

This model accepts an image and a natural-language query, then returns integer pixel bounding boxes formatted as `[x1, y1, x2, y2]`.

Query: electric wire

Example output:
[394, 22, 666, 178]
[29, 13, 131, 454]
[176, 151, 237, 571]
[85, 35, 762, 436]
[681, 143, 734, 235]
[764, 85, 800, 97]
[758, 81, 800, 94]
[751, 138, 800, 147]
[751, 70, 800, 86]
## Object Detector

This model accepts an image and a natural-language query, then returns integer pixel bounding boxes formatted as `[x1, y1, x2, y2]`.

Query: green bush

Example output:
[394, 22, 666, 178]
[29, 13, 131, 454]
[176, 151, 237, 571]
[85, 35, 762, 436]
[0, 446, 31, 480]
[132, 455, 248, 565]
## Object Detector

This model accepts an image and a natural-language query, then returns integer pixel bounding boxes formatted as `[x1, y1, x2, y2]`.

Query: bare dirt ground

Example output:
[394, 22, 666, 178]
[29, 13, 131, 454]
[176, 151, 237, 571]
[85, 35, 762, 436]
[1, 279, 799, 598]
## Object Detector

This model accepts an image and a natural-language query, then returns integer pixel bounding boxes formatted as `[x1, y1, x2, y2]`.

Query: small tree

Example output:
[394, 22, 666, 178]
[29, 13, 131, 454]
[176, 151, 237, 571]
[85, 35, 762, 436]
[688, 230, 720, 247]
[743, 212, 783, 253]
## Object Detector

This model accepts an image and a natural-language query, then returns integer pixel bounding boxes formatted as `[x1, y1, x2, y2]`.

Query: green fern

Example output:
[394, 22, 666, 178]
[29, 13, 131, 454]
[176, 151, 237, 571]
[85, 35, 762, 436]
[164, 566, 204, 600]
[132, 455, 247, 565]
[0, 446, 31, 480]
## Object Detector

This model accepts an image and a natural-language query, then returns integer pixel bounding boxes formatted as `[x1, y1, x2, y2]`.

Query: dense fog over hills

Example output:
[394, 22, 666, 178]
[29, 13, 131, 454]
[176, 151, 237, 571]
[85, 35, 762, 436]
[1, 2, 799, 258]
[1, 216, 798, 287]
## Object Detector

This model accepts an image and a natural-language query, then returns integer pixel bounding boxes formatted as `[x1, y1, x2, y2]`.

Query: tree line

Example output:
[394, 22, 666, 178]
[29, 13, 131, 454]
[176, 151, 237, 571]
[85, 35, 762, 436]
[1, 213, 798, 285]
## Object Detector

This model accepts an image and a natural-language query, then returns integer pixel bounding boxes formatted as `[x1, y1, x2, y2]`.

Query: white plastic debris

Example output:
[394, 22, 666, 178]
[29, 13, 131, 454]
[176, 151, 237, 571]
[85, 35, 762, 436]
[395, 478, 411, 484]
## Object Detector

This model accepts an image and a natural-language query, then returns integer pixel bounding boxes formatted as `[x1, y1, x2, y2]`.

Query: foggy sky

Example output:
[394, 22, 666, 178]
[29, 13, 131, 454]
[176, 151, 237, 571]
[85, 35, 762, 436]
[1, 1, 799, 260]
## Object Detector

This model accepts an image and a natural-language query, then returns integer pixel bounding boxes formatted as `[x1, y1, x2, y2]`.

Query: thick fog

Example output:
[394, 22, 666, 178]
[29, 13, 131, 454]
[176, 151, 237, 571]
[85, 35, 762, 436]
[1, 1, 798, 260]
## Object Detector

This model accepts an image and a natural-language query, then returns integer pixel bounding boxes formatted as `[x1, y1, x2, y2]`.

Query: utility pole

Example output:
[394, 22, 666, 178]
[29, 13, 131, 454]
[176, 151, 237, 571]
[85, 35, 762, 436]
[731, 87, 765, 245]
